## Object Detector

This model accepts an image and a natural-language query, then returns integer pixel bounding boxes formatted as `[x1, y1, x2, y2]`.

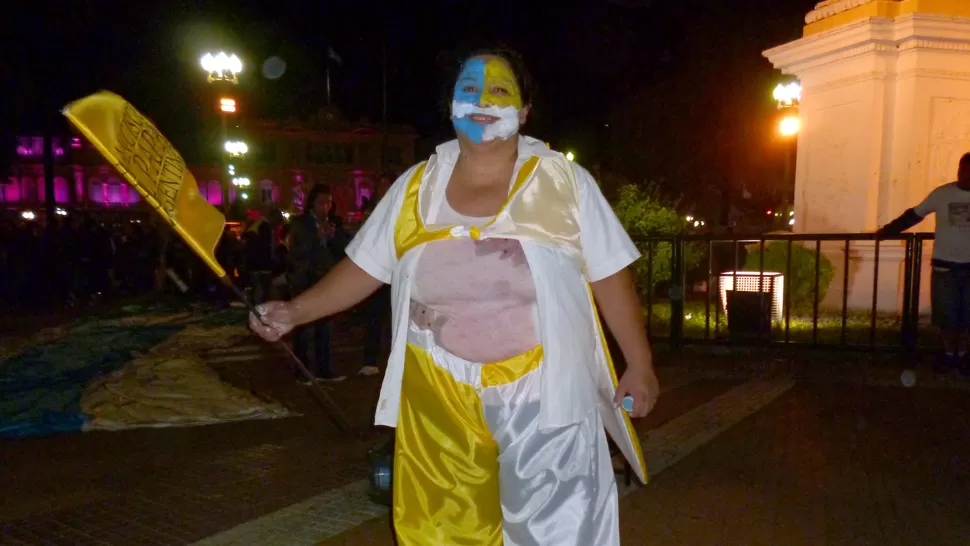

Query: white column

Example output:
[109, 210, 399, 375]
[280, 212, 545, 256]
[764, 10, 970, 312]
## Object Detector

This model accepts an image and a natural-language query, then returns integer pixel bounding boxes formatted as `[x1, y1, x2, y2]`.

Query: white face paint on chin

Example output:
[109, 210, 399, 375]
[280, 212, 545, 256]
[451, 101, 520, 143]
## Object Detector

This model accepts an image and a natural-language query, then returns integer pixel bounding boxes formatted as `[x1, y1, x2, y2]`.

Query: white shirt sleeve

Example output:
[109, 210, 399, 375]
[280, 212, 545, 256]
[913, 186, 941, 218]
[575, 164, 642, 282]
[344, 165, 418, 284]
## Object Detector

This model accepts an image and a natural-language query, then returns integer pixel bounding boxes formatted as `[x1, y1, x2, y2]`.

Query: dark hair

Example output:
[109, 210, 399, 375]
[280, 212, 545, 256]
[440, 45, 535, 119]
[305, 184, 331, 212]
[961, 152, 970, 170]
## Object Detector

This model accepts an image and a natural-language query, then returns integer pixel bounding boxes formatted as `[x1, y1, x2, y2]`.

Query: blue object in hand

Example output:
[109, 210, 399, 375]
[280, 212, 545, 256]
[621, 396, 635, 413]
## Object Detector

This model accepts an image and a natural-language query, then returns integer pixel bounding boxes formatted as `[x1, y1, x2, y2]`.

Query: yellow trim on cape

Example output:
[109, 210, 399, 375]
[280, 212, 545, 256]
[588, 283, 649, 483]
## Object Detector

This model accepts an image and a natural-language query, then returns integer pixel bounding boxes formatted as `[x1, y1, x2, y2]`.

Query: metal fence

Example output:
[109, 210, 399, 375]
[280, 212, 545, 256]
[630, 232, 936, 352]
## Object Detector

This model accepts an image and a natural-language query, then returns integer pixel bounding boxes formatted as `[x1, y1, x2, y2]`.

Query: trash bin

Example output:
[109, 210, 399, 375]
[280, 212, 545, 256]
[726, 290, 772, 338]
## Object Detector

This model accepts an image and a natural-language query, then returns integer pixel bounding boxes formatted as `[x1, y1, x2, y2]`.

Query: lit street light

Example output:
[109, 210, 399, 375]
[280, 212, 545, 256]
[232, 177, 251, 188]
[779, 115, 800, 137]
[21, 210, 35, 221]
[201, 52, 242, 84]
[774, 82, 801, 217]
[224, 140, 248, 156]
[565, 151, 575, 162]
[773, 82, 801, 109]
[201, 51, 243, 213]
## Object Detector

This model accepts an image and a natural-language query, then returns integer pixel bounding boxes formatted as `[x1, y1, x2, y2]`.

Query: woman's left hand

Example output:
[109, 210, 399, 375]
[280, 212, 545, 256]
[614, 366, 660, 418]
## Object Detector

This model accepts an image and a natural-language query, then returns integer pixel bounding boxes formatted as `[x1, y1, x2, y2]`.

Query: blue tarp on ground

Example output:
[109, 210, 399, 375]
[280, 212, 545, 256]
[0, 325, 181, 439]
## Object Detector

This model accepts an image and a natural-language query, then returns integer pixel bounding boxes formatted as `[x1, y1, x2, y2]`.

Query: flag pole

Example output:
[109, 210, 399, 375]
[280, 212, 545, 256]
[219, 276, 351, 432]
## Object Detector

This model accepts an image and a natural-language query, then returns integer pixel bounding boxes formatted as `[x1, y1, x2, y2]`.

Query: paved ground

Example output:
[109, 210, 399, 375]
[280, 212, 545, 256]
[3, 302, 970, 545]
[317, 380, 970, 546]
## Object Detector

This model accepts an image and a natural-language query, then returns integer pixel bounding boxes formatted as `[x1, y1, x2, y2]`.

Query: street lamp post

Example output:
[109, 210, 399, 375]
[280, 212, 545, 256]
[200, 51, 242, 213]
[773, 82, 801, 214]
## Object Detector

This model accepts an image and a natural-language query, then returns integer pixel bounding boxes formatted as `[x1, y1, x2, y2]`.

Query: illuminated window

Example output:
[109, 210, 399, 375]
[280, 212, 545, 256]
[259, 180, 276, 204]
[125, 183, 140, 204]
[1, 177, 21, 202]
[54, 177, 69, 203]
[207, 180, 223, 206]
[87, 178, 104, 205]
[16, 137, 42, 157]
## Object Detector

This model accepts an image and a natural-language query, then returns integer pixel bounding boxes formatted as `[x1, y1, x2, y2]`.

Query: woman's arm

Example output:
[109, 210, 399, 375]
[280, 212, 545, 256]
[289, 258, 384, 325]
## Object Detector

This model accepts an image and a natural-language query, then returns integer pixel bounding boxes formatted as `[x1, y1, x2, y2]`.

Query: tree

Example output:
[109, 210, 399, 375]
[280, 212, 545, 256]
[610, 183, 702, 298]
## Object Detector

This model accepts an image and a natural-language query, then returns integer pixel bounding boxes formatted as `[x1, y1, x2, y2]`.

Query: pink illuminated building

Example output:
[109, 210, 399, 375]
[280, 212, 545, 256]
[3, 106, 416, 222]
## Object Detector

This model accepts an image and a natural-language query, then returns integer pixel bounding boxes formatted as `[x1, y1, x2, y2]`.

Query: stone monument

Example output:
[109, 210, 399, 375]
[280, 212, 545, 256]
[764, 0, 970, 312]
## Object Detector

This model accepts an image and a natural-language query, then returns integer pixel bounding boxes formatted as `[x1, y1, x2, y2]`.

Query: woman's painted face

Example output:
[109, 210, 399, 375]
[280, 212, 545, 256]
[451, 57, 523, 144]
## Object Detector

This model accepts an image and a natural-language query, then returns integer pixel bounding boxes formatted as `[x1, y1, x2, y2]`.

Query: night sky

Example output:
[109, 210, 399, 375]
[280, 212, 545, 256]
[4, 0, 818, 207]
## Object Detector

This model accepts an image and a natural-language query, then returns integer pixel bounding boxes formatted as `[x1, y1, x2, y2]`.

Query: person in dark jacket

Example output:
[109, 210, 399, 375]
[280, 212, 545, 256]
[288, 184, 348, 382]
[243, 208, 284, 305]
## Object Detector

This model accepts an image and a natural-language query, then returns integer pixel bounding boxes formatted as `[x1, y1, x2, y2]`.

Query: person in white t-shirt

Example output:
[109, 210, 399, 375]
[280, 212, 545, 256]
[249, 48, 658, 545]
[878, 152, 970, 371]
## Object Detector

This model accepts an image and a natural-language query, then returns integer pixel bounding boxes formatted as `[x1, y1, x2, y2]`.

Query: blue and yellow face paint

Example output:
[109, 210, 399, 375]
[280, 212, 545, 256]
[451, 57, 523, 144]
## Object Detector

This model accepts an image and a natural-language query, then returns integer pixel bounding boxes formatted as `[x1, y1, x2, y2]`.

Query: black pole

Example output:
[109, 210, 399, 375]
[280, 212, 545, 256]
[220, 275, 351, 432]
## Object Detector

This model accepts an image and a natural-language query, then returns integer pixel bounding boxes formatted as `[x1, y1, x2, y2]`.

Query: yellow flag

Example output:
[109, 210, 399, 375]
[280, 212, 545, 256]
[63, 91, 226, 278]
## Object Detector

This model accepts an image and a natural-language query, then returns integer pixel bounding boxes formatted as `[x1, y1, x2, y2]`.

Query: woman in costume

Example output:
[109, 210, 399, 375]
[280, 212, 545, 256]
[250, 48, 659, 545]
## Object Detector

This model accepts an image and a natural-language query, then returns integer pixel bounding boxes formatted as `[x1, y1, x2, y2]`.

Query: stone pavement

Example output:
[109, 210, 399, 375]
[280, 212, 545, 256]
[4, 305, 970, 545]
[317, 379, 970, 546]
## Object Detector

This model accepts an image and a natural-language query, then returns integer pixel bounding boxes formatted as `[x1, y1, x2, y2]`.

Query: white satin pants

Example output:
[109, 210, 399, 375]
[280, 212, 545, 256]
[393, 324, 620, 546]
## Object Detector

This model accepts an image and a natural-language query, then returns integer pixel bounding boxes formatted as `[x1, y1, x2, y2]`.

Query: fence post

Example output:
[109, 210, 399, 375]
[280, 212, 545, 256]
[670, 237, 685, 348]
[901, 236, 915, 351]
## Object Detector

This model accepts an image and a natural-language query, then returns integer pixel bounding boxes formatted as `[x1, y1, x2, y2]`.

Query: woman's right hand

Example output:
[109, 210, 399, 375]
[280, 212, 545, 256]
[249, 300, 297, 342]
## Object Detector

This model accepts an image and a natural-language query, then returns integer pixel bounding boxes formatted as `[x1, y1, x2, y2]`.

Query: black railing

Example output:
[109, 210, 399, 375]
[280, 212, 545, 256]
[630, 233, 936, 351]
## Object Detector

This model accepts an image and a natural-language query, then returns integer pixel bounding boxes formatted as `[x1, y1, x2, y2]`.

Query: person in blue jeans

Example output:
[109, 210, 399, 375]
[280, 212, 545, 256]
[287, 184, 348, 383]
[878, 152, 970, 372]
[357, 198, 390, 376]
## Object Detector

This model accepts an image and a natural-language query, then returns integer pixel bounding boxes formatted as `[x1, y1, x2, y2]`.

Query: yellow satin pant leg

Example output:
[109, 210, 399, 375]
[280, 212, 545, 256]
[393, 342, 504, 546]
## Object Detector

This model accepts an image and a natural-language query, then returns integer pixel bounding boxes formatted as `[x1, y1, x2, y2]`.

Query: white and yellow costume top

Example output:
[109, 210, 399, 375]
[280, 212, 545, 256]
[348, 135, 648, 480]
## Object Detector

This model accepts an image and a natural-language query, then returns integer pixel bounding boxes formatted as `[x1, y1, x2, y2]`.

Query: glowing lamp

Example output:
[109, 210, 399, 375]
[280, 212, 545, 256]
[773, 82, 801, 108]
[201, 52, 242, 83]
[21, 210, 36, 220]
[779, 116, 800, 137]
[718, 271, 785, 322]
[224, 141, 248, 156]
[565, 151, 575, 162]
[232, 177, 250, 187]
[55, 207, 68, 216]
[220, 98, 237, 113]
